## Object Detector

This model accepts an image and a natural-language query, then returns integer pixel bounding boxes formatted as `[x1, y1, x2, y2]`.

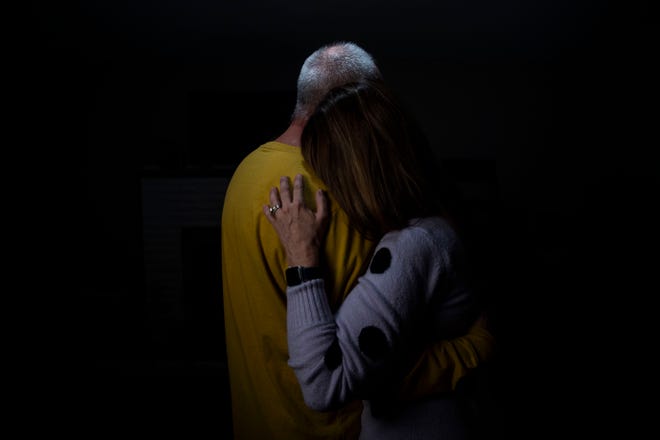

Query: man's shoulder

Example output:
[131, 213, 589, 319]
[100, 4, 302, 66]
[233, 141, 278, 168]
[231, 142, 302, 179]
[223, 141, 307, 214]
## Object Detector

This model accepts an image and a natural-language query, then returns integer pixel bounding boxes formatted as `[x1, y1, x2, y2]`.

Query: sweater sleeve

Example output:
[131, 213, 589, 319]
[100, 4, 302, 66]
[286, 225, 460, 411]
[397, 315, 495, 400]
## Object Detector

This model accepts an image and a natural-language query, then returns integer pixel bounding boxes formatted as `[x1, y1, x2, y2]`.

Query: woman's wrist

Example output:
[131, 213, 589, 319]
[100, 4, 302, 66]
[286, 246, 320, 267]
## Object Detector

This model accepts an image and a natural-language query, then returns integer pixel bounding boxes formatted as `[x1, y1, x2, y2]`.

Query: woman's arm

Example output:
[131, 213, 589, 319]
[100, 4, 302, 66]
[284, 233, 439, 410]
[265, 175, 475, 410]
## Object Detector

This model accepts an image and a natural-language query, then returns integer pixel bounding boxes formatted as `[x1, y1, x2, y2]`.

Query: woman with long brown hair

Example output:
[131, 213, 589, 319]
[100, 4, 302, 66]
[263, 80, 483, 439]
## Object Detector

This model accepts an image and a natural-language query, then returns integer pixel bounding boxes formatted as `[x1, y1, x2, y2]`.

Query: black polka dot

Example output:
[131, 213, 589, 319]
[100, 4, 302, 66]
[370, 247, 391, 274]
[324, 339, 342, 370]
[358, 326, 389, 360]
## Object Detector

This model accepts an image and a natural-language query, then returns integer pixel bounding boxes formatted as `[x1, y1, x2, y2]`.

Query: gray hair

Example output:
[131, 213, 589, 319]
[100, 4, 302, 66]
[293, 41, 382, 120]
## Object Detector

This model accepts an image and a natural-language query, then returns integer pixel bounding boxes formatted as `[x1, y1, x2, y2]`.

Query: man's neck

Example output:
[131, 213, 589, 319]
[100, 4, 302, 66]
[274, 118, 306, 147]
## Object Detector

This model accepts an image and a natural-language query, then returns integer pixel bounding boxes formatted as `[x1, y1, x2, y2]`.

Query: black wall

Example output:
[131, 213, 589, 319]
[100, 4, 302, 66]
[26, 1, 653, 438]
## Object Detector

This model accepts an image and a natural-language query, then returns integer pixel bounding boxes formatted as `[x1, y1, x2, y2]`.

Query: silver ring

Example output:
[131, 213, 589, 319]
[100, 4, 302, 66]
[269, 204, 281, 216]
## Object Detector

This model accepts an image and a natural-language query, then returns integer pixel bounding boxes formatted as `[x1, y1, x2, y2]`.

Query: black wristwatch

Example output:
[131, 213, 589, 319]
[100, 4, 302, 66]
[285, 266, 322, 287]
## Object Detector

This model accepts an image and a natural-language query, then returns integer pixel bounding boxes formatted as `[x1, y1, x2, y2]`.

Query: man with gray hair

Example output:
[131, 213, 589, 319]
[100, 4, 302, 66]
[293, 42, 382, 120]
[221, 41, 493, 439]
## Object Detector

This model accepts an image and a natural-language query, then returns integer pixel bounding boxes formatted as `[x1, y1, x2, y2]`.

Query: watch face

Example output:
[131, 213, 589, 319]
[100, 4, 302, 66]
[285, 267, 302, 287]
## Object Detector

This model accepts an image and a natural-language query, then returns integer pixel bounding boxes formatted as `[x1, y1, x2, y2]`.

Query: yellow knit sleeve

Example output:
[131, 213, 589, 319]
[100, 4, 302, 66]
[397, 314, 496, 400]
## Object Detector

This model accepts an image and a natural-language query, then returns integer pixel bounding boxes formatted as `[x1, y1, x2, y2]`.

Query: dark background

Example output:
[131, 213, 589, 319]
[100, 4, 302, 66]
[23, 1, 654, 438]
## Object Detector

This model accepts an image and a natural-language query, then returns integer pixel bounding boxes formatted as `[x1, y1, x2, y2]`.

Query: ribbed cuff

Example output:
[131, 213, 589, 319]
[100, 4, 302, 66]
[287, 278, 333, 329]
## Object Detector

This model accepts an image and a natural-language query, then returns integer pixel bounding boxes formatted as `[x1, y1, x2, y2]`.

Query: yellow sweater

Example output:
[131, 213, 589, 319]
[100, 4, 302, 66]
[221, 142, 494, 439]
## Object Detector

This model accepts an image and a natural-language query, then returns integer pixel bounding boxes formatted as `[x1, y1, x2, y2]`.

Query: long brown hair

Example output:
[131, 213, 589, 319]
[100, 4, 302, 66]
[301, 80, 449, 240]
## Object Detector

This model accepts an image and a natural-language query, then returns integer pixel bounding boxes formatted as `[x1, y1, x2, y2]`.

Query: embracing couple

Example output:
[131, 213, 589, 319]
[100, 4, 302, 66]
[222, 41, 495, 440]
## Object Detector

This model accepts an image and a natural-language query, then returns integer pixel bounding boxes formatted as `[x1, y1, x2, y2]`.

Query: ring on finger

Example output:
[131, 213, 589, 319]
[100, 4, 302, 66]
[268, 204, 281, 216]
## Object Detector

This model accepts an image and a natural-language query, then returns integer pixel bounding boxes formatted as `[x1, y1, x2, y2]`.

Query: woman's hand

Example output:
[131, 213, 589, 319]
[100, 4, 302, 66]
[263, 174, 330, 267]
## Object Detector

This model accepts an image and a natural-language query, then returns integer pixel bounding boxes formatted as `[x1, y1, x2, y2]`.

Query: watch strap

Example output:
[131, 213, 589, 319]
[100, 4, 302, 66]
[285, 266, 322, 287]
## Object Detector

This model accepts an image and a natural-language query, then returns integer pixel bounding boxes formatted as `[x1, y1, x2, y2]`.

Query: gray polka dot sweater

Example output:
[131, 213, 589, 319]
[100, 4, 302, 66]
[287, 217, 478, 439]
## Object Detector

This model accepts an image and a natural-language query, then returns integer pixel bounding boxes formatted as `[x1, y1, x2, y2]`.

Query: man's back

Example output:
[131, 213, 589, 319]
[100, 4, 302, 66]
[222, 141, 376, 439]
